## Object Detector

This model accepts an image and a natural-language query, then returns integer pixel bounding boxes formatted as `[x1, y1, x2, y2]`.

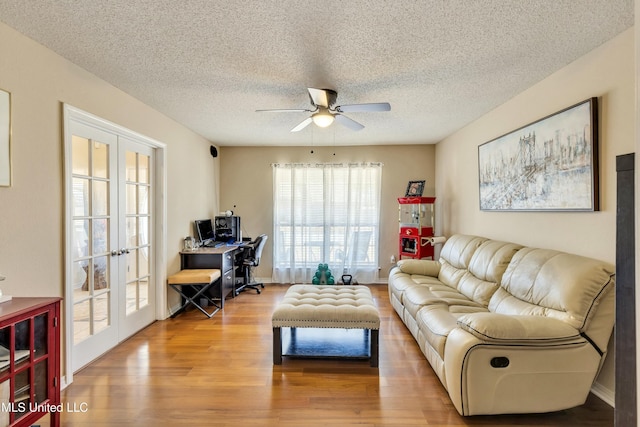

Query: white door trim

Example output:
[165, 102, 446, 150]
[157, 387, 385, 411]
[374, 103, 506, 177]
[62, 104, 167, 387]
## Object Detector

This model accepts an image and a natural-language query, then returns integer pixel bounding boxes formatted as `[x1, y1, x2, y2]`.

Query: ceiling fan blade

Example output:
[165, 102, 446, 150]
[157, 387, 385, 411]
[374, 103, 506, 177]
[336, 102, 391, 113]
[256, 108, 312, 113]
[307, 88, 334, 108]
[291, 117, 313, 132]
[334, 114, 364, 131]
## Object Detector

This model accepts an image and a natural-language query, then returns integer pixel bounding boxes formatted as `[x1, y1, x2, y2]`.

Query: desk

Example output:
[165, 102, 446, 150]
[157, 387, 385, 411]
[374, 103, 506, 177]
[179, 246, 243, 307]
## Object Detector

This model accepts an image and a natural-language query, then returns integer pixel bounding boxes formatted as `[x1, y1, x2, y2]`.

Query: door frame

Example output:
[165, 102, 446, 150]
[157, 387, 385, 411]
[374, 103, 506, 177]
[62, 104, 167, 387]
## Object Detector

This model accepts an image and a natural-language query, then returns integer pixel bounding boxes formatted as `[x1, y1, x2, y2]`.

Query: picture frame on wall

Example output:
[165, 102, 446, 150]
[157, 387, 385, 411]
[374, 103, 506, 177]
[478, 97, 599, 211]
[0, 88, 10, 187]
[405, 180, 425, 197]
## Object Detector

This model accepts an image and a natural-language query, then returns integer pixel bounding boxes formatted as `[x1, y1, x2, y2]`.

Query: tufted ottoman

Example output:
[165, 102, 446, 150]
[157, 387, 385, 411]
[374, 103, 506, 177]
[272, 284, 380, 367]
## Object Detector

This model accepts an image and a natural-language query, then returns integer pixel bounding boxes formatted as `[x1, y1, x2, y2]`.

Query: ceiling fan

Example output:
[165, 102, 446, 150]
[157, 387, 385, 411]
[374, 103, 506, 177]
[256, 88, 391, 132]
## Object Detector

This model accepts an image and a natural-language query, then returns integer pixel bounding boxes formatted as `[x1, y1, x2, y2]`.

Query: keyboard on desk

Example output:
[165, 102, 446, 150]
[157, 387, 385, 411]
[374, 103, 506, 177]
[206, 240, 242, 248]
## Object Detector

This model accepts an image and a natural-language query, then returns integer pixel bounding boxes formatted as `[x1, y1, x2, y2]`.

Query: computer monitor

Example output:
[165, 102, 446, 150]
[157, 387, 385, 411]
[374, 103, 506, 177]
[194, 219, 215, 246]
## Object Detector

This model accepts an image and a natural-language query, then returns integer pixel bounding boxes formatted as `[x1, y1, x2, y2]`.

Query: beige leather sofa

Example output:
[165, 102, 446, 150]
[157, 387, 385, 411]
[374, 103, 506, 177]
[388, 234, 615, 416]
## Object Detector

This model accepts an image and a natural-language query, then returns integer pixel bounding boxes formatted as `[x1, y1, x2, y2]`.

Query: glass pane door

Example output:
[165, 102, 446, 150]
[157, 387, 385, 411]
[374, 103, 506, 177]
[71, 136, 111, 342]
[125, 150, 151, 313]
[65, 107, 159, 375]
[119, 138, 155, 339]
[68, 121, 119, 372]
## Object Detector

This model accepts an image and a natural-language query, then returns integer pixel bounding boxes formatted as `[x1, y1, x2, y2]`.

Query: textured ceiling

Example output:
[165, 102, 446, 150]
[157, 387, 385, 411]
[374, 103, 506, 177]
[0, 1, 634, 146]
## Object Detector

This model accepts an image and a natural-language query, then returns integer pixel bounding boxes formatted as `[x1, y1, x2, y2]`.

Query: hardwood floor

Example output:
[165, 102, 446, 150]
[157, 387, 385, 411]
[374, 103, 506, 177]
[43, 284, 613, 426]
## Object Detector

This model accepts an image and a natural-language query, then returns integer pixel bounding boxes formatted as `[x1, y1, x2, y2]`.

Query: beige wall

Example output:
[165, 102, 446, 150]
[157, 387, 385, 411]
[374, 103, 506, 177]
[435, 28, 634, 262]
[435, 27, 635, 403]
[0, 22, 218, 301]
[219, 145, 436, 281]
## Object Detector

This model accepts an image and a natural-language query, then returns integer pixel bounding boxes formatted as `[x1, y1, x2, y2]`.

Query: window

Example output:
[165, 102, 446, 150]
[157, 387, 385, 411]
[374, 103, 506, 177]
[272, 162, 382, 284]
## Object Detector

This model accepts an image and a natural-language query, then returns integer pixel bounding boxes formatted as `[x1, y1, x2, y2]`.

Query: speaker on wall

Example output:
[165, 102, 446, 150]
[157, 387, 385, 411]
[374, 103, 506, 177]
[210, 145, 218, 158]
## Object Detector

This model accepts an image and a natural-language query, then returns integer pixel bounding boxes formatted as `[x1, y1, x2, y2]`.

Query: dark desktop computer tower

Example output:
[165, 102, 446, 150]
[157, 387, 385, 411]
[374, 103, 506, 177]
[214, 216, 241, 242]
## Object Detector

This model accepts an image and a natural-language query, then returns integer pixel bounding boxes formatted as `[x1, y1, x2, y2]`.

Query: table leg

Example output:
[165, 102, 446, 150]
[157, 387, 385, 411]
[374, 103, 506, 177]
[273, 327, 282, 365]
[370, 329, 379, 367]
[169, 283, 220, 318]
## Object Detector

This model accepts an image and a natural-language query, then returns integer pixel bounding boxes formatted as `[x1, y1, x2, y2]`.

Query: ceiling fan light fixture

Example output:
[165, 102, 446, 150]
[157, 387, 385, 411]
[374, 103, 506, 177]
[311, 110, 335, 128]
[258, 88, 390, 132]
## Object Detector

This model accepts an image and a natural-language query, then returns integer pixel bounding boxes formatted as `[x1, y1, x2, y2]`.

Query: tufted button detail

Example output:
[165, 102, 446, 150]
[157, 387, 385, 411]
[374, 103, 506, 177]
[272, 285, 380, 329]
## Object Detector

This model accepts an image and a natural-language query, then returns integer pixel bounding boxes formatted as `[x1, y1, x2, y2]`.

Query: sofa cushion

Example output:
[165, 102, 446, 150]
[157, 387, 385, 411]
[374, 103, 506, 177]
[387, 271, 418, 304]
[403, 284, 484, 318]
[416, 305, 460, 359]
[411, 275, 447, 286]
[439, 234, 488, 269]
[417, 304, 489, 359]
[489, 247, 615, 332]
[438, 261, 467, 290]
[457, 241, 523, 305]
[438, 235, 487, 288]
[457, 272, 498, 307]
[467, 240, 522, 285]
[457, 312, 582, 342]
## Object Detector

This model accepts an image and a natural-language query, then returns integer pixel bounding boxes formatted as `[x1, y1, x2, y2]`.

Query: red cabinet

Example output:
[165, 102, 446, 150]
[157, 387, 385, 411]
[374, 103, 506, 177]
[398, 197, 436, 260]
[0, 298, 61, 427]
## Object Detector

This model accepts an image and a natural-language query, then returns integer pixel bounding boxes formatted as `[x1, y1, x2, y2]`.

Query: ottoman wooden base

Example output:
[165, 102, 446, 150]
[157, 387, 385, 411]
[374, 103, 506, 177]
[271, 285, 380, 367]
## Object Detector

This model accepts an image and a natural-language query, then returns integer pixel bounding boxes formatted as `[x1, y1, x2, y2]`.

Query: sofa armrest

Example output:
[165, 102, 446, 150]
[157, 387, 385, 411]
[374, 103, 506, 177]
[396, 259, 441, 277]
[444, 326, 597, 416]
[456, 313, 581, 343]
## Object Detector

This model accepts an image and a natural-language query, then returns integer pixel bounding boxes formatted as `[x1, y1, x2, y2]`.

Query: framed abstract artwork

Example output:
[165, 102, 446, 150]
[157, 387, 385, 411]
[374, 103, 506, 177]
[478, 98, 598, 211]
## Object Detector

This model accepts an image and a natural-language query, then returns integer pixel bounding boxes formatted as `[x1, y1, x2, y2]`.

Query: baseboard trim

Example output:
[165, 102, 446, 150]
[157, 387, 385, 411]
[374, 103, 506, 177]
[591, 382, 615, 407]
[167, 302, 182, 318]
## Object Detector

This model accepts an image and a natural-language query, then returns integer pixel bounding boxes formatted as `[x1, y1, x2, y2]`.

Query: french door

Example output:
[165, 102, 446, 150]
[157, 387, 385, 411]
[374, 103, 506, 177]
[118, 137, 155, 339]
[64, 107, 161, 374]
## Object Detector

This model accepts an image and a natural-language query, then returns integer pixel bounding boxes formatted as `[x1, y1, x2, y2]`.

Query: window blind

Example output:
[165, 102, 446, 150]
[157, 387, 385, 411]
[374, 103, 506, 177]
[272, 162, 382, 284]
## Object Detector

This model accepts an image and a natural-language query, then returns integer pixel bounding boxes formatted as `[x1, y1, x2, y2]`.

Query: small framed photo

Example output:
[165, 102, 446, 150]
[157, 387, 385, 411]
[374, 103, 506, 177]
[405, 180, 425, 197]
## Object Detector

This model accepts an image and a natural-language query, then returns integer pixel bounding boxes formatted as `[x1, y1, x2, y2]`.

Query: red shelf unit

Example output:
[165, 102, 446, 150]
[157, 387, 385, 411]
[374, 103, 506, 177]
[398, 196, 436, 260]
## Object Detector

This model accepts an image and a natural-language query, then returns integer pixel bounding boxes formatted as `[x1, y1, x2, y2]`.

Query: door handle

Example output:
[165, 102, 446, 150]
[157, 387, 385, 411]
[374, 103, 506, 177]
[111, 248, 131, 256]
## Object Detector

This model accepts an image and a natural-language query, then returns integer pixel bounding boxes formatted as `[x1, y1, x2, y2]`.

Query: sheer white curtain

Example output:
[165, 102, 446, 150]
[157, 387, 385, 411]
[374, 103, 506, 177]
[272, 162, 382, 284]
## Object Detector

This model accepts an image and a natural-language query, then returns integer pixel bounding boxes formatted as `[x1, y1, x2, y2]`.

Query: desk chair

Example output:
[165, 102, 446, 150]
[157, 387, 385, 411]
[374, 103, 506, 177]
[168, 269, 222, 318]
[235, 234, 268, 295]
